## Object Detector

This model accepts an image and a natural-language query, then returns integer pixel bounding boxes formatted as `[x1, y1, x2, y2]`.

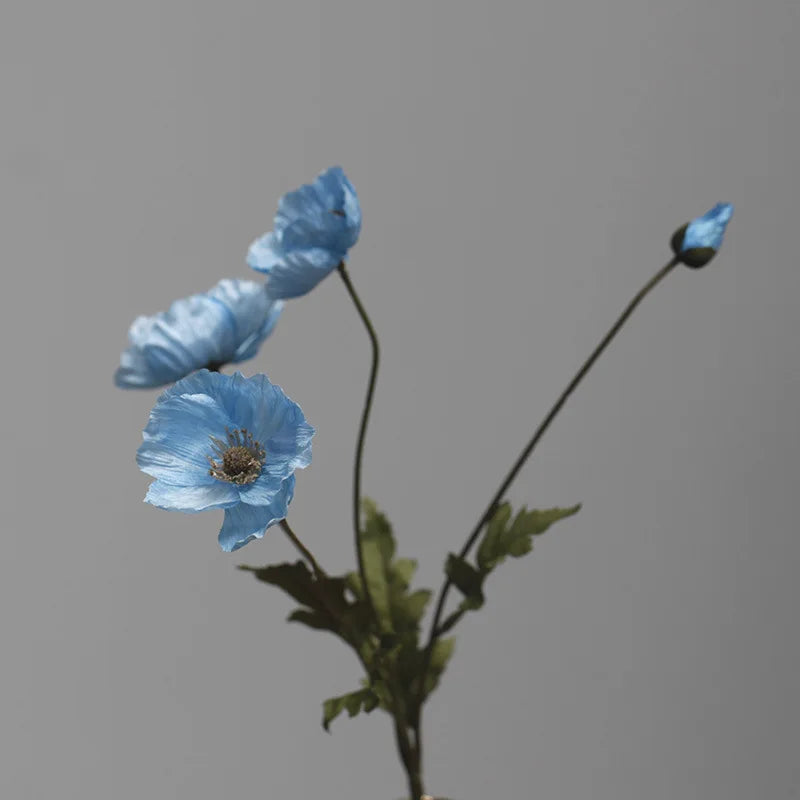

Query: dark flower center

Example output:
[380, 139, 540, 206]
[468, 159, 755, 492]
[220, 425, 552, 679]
[207, 428, 265, 485]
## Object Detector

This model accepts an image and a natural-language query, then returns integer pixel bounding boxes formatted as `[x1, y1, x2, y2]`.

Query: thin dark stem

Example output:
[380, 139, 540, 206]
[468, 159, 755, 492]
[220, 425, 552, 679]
[394, 716, 424, 800]
[279, 518, 325, 579]
[337, 262, 381, 627]
[338, 263, 423, 793]
[417, 255, 680, 714]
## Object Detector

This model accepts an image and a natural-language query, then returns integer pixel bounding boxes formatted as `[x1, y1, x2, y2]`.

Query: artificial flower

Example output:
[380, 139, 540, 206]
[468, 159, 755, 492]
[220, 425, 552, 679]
[136, 370, 314, 551]
[247, 166, 361, 298]
[115, 279, 283, 388]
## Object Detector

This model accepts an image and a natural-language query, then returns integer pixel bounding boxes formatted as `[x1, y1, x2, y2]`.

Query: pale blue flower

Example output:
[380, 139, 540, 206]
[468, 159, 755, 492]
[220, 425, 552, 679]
[247, 166, 361, 298]
[672, 203, 734, 268]
[137, 370, 314, 552]
[115, 279, 283, 388]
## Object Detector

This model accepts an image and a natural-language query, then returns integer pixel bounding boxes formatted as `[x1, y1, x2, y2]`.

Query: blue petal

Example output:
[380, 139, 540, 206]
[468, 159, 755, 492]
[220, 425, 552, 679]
[232, 298, 283, 362]
[312, 166, 362, 247]
[275, 183, 329, 232]
[143, 371, 313, 510]
[154, 371, 260, 432]
[139, 296, 230, 376]
[247, 232, 283, 274]
[115, 346, 161, 388]
[116, 279, 283, 390]
[137, 391, 236, 487]
[237, 471, 286, 505]
[218, 477, 295, 552]
[313, 166, 349, 205]
[266, 247, 342, 299]
[145, 480, 239, 512]
[236, 373, 315, 459]
[246, 167, 361, 299]
[206, 279, 284, 363]
[259, 410, 314, 479]
[682, 203, 734, 251]
[278, 168, 361, 254]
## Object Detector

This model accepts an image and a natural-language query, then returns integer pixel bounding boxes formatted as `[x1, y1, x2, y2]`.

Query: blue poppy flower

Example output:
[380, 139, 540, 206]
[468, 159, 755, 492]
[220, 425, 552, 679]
[247, 166, 362, 298]
[136, 370, 314, 552]
[671, 203, 734, 268]
[115, 279, 283, 388]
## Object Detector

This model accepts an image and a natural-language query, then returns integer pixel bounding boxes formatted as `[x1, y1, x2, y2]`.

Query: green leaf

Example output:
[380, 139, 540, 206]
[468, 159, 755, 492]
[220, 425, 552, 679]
[358, 499, 435, 639]
[477, 502, 513, 572]
[423, 636, 456, 697]
[390, 557, 416, 588]
[322, 687, 379, 731]
[436, 502, 581, 637]
[393, 589, 432, 631]
[286, 609, 331, 631]
[239, 561, 320, 607]
[239, 562, 363, 646]
[360, 498, 396, 633]
[445, 553, 485, 610]
[509, 504, 582, 539]
[476, 502, 581, 572]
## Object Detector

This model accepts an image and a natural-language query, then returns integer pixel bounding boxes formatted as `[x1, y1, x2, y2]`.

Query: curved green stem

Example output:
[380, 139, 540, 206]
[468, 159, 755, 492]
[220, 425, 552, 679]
[337, 264, 425, 794]
[418, 255, 680, 714]
[337, 262, 381, 628]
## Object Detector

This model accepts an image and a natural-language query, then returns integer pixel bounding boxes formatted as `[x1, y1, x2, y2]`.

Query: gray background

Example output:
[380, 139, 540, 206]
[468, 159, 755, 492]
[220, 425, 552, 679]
[3, 0, 798, 798]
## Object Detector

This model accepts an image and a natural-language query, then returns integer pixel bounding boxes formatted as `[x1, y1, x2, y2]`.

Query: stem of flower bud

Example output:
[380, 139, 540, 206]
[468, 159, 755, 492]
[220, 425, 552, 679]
[416, 254, 680, 747]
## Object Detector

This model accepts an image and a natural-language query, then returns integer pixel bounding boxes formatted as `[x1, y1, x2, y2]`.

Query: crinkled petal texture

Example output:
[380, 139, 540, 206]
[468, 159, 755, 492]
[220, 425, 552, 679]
[247, 166, 361, 299]
[219, 476, 295, 552]
[137, 370, 314, 551]
[682, 203, 734, 251]
[115, 279, 283, 388]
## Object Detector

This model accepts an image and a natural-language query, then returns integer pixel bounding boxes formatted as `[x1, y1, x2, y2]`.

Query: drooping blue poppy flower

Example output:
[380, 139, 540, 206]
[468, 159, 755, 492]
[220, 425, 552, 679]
[671, 203, 734, 268]
[247, 166, 362, 298]
[136, 370, 314, 552]
[115, 279, 283, 388]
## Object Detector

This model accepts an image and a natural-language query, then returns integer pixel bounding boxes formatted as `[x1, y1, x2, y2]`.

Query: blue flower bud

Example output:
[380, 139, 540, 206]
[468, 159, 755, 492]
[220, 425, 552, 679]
[671, 203, 734, 268]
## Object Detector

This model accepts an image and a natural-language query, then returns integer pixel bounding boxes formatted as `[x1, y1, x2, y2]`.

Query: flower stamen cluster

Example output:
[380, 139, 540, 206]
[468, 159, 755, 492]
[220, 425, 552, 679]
[208, 428, 265, 485]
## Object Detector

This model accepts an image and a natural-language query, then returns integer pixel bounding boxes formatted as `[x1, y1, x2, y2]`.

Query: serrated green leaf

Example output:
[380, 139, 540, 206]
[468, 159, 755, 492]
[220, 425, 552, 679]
[360, 498, 396, 633]
[477, 503, 513, 572]
[476, 502, 581, 572]
[240, 562, 366, 647]
[510, 504, 582, 539]
[322, 687, 379, 731]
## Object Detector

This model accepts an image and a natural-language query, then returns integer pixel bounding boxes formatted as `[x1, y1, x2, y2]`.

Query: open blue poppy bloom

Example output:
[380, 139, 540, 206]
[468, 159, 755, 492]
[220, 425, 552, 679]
[247, 166, 361, 298]
[672, 203, 734, 268]
[115, 279, 283, 388]
[137, 370, 314, 552]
